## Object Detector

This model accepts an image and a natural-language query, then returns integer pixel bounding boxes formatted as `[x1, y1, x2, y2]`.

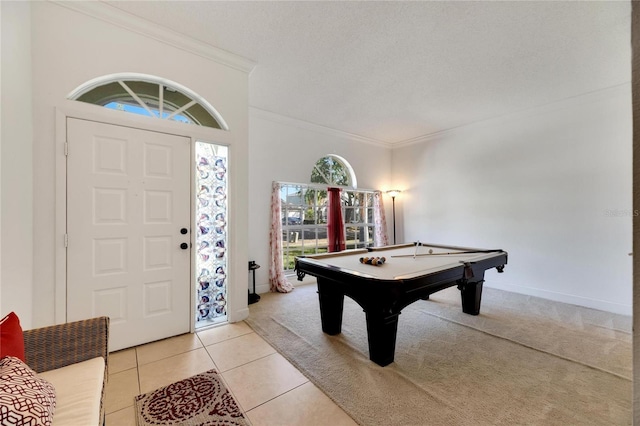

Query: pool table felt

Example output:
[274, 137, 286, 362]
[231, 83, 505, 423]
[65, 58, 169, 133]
[298, 243, 504, 281]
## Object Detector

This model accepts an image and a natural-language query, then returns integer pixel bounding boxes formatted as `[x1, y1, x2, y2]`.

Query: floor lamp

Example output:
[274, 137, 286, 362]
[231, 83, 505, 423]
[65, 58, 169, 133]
[386, 190, 401, 244]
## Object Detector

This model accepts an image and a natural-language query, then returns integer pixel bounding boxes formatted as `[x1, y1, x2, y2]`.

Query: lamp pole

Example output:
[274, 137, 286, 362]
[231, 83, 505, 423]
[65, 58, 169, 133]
[391, 195, 397, 244]
[386, 190, 401, 244]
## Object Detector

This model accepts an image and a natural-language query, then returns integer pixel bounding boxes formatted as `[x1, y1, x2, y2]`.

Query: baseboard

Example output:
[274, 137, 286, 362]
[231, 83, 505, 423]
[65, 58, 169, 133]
[485, 281, 632, 316]
[252, 278, 630, 316]
[255, 283, 271, 294]
[230, 307, 249, 322]
[252, 275, 316, 296]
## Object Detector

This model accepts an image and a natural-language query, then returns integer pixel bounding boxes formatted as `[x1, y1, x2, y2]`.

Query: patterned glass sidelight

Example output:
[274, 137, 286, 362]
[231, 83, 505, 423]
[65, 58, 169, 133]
[195, 142, 229, 328]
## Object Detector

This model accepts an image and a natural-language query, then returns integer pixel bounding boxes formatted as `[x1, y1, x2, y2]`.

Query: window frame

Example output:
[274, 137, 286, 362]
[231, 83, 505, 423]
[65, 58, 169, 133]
[310, 154, 358, 188]
[278, 182, 378, 272]
[67, 72, 229, 130]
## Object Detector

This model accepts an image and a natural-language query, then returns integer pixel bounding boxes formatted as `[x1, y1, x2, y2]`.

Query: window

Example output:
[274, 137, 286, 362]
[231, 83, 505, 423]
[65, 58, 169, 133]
[280, 184, 326, 270]
[68, 73, 228, 130]
[310, 154, 357, 187]
[69, 74, 231, 328]
[280, 156, 373, 271]
[195, 142, 229, 328]
[342, 190, 375, 251]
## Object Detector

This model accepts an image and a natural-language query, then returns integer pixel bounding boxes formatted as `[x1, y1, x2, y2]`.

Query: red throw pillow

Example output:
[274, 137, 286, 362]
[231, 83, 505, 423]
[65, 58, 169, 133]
[0, 312, 25, 361]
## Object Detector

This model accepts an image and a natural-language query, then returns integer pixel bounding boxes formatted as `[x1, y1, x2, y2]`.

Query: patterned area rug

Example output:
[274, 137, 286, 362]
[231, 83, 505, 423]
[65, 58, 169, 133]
[134, 369, 249, 426]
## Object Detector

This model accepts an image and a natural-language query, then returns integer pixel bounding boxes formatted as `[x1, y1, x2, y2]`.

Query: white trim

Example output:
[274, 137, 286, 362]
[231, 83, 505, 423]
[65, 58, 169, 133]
[485, 281, 632, 317]
[326, 154, 357, 189]
[282, 275, 631, 317]
[118, 81, 157, 118]
[54, 109, 67, 324]
[54, 100, 237, 328]
[159, 85, 164, 118]
[57, 100, 234, 143]
[189, 139, 197, 334]
[250, 107, 393, 149]
[275, 180, 379, 194]
[166, 100, 197, 121]
[228, 307, 249, 323]
[50, 1, 256, 74]
[255, 85, 630, 150]
[393, 83, 632, 149]
[67, 72, 230, 131]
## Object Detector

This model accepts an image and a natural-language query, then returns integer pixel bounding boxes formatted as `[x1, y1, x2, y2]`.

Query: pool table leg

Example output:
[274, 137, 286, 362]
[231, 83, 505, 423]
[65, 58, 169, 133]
[365, 312, 400, 367]
[459, 280, 484, 315]
[317, 279, 345, 335]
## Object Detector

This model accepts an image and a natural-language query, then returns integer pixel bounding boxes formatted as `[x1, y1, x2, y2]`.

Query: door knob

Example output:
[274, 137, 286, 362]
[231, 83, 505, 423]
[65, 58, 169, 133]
[180, 228, 188, 234]
[180, 243, 189, 250]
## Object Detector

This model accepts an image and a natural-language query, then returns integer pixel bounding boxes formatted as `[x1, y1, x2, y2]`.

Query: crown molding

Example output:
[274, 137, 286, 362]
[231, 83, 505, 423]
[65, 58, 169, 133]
[250, 107, 393, 149]
[393, 83, 631, 149]
[50, 0, 256, 74]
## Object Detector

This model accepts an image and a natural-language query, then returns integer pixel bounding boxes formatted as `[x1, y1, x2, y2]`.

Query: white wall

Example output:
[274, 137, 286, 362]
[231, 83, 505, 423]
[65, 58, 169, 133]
[1, 1, 631, 327]
[24, 2, 250, 327]
[0, 1, 34, 327]
[393, 85, 632, 315]
[248, 109, 393, 293]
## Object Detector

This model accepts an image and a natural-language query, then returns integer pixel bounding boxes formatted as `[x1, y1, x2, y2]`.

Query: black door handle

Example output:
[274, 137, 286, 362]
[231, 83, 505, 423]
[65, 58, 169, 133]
[180, 243, 189, 250]
[180, 228, 188, 234]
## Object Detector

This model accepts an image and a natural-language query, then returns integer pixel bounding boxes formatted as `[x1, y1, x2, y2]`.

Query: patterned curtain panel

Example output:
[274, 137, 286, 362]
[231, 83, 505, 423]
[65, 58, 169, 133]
[269, 182, 294, 293]
[373, 191, 389, 247]
[327, 187, 346, 252]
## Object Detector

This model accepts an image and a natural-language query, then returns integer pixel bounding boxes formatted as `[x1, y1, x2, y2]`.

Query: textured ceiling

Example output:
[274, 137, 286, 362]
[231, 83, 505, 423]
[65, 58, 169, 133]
[105, 1, 630, 145]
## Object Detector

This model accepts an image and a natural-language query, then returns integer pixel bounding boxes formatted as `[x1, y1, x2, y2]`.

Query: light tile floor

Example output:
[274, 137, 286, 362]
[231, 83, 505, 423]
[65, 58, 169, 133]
[105, 321, 357, 426]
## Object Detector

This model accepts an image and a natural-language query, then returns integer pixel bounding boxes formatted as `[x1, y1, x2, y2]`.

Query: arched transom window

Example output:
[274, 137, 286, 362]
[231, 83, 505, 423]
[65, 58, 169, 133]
[68, 73, 228, 130]
[310, 154, 357, 188]
[279, 154, 379, 270]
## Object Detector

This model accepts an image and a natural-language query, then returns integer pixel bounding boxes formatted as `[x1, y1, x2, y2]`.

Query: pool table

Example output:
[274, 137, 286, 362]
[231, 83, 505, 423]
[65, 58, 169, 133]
[294, 242, 507, 366]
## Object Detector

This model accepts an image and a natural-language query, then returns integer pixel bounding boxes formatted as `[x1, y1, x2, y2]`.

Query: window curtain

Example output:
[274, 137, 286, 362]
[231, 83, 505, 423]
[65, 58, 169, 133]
[269, 182, 294, 293]
[327, 187, 346, 252]
[373, 191, 389, 247]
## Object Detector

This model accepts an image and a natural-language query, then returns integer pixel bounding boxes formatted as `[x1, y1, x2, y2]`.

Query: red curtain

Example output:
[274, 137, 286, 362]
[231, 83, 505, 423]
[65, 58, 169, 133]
[327, 187, 346, 252]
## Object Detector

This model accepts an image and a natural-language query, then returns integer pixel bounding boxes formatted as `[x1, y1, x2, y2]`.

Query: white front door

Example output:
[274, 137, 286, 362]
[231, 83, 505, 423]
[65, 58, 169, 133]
[66, 118, 192, 351]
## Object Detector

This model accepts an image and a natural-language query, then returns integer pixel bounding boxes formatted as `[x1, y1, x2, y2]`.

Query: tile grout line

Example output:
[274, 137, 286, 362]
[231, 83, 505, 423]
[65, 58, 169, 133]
[196, 327, 257, 425]
[244, 380, 311, 414]
[135, 347, 142, 398]
[110, 327, 285, 423]
[199, 330, 256, 349]
[217, 349, 279, 374]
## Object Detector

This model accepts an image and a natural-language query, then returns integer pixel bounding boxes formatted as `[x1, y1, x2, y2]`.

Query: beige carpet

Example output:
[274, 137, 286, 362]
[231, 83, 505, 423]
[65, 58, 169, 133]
[245, 283, 631, 426]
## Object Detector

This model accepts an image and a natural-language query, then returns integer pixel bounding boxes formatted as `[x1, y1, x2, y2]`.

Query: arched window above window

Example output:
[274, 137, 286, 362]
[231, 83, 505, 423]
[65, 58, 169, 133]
[68, 73, 228, 130]
[310, 154, 357, 188]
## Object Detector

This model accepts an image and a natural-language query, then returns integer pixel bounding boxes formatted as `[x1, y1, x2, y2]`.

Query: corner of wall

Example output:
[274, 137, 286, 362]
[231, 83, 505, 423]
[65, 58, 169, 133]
[0, 0, 34, 327]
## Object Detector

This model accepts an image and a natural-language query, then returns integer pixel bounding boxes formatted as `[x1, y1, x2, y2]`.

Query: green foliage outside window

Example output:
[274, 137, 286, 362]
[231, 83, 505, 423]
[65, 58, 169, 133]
[281, 155, 374, 271]
[311, 156, 350, 186]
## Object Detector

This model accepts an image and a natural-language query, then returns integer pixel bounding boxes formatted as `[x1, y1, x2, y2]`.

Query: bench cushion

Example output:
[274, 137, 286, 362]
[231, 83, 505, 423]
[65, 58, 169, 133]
[0, 356, 56, 425]
[39, 357, 104, 426]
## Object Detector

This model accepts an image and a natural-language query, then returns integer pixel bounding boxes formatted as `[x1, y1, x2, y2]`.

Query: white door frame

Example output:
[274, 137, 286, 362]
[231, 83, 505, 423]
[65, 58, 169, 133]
[54, 100, 237, 331]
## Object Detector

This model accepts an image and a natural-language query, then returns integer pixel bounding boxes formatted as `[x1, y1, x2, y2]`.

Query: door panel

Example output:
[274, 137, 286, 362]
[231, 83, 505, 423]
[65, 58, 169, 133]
[66, 118, 191, 351]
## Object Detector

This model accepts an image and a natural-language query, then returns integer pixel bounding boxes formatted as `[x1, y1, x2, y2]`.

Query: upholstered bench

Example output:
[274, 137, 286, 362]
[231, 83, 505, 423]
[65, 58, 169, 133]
[1, 315, 109, 426]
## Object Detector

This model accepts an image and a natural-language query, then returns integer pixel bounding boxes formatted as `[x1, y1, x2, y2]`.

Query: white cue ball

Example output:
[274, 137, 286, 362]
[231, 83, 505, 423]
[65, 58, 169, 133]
[428, 249, 433, 254]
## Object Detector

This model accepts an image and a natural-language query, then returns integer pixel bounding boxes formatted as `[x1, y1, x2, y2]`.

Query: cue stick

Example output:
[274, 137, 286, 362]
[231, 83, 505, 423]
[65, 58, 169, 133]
[391, 249, 504, 258]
